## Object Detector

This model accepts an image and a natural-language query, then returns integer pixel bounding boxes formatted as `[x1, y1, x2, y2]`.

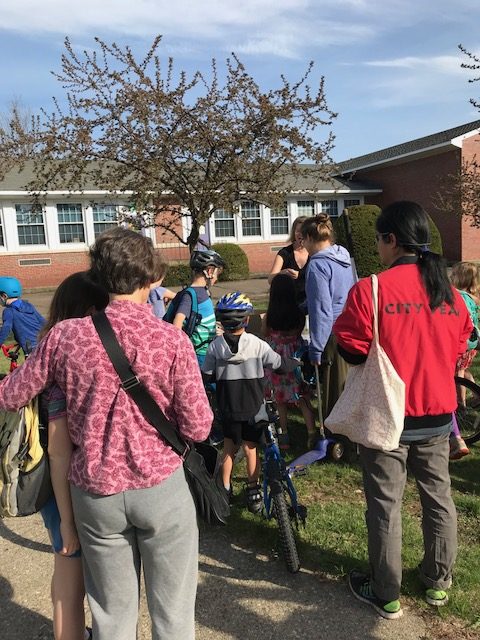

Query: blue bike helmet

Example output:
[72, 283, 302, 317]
[216, 291, 253, 329]
[0, 276, 22, 299]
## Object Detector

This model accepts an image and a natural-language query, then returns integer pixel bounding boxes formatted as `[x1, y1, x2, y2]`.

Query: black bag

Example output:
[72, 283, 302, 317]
[92, 312, 230, 526]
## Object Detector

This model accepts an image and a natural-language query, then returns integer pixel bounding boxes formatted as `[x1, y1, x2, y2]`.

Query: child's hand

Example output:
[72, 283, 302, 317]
[59, 520, 80, 556]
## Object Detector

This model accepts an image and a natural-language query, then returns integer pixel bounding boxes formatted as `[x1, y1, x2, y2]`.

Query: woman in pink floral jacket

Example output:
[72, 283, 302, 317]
[0, 228, 213, 640]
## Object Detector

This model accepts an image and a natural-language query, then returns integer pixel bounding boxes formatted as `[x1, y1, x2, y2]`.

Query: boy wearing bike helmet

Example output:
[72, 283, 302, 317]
[169, 249, 225, 366]
[0, 276, 45, 354]
[202, 291, 298, 513]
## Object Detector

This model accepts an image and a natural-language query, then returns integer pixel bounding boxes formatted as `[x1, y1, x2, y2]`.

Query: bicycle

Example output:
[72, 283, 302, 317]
[0, 343, 22, 376]
[454, 375, 480, 446]
[260, 402, 307, 573]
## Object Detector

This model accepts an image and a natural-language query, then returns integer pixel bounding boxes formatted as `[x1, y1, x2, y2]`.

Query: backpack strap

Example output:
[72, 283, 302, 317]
[92, 312, 188, 457]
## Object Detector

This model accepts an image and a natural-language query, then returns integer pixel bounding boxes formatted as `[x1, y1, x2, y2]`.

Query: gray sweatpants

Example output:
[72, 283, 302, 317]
[71, 467, 198, 640]
[359, 433, 457, 601]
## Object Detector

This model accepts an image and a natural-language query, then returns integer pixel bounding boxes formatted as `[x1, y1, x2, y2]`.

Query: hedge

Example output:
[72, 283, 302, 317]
[333, 204, 443, 278]
[211, 243, 250, 281]
[162, 263, 191, 287]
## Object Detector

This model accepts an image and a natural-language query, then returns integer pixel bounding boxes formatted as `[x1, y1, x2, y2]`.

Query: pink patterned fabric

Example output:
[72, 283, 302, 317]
[0, 300, 213, 495]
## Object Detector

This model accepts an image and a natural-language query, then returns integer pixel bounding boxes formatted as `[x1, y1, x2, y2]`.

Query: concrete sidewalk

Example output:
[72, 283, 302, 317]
[25, 278, 271, 318]
[0, 513, 446, 640]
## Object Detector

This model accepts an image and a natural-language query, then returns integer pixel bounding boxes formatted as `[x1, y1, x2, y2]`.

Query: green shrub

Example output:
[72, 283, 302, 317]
[163, 263, 191, 287]
[212, 243, 249, 281]
[333, 205, 383, 277]
[333, 205, 444, 278]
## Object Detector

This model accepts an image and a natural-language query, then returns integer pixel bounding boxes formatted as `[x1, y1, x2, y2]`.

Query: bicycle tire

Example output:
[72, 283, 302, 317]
[454, 376, 480, 446]
[272, 490, 300, 573]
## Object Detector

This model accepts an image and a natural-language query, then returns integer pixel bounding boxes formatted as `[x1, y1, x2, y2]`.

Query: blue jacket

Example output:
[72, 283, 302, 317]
[305, 244, 354, 362]
[0, 300, 45, 353]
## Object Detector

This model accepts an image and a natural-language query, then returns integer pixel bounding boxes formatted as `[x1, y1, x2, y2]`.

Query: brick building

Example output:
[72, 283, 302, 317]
[336, 120, 480, 263]
[1, 120, 479, 289]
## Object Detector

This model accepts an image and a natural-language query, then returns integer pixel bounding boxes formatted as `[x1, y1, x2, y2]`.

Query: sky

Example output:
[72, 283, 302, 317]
[0, 0, 479, 162]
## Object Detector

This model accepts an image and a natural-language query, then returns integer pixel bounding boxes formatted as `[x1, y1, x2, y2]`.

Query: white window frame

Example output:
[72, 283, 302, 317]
[297, 200, 315, 217]
[240, 200, 262, 238]
[319, 200, 339, 217]
[15, 203, 47, 246]
[270, 201, 289, 236]
[212, 208, 236, 240]
[92, 203, 120, 238]
[56, 203, 86, 244]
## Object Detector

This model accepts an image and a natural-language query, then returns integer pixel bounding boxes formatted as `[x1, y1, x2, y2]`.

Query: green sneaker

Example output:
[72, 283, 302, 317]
[425, 588, 449, 606]
[349, 571, 403, 620]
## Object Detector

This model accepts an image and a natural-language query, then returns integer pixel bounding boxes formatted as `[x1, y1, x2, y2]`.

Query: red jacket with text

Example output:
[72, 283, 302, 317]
[333, 260, 472, 421]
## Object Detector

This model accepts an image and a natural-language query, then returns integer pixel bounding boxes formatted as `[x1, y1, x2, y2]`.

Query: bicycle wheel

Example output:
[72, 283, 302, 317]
[272, 490, 300, 573]
[454, 376, 480, 446]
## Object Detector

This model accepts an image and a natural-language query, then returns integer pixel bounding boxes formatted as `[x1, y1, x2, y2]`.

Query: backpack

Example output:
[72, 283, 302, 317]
[163, 287, 202, 338]
[459, 290, 479, 350]
[0, 395, 52, 517]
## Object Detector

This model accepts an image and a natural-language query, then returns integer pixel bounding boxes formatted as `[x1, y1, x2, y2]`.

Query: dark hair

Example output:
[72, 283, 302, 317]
[89, 227, 156, 294]
[39, 271, 109, 339]
[376, 201, 453, 310]
[300, 214, 335, 243]
[266, 274, 305, 332]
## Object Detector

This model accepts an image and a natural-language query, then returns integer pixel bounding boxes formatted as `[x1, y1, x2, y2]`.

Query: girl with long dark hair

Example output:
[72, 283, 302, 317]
[264, 274, 317, 448]
[334, 201, 472, 620]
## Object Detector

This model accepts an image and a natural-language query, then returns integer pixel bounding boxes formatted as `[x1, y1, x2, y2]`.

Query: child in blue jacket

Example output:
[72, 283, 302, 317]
[0, 276, 45, 353]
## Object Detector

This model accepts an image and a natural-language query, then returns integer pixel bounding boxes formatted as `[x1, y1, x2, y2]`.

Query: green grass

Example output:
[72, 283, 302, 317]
[223, 398, 480, 630]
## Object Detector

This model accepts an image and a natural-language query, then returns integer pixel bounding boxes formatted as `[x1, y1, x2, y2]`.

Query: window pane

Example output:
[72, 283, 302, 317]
[214, 220, 235, 237]
[241, 201, 261, 236]
[57, 203, 85, 243]
[297, 200, 315, 216]
[344, 199, 360, 208]
[0, 220, 3, 246]
[271, 218, 289, 235]
[92, 204, 119, 238]
[15, 204, 46, 245]
[320, 200, 338, 217]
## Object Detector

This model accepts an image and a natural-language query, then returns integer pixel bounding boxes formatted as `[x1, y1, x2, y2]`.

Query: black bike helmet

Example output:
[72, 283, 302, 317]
[190, 249, 225, 272]
[216, 291, 253, 330]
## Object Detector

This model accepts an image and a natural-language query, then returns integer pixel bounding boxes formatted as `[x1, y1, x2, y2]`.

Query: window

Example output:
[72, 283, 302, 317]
[92, 204, 119, 238]
[270, 202, 289, 235]
[213, 208, 235, 238]
[320, 200, 339, 217]
[241, 201, 261, 236]
[15, 204, 46, 245]
[344, 199, 360, 208]
[0, 215, 4, 247]
[57, 203, 85, 243]
[297, 200, 315, 216]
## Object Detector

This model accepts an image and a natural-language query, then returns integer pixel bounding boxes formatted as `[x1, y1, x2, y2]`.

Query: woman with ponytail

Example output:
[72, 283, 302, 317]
[301, 214, 355, 419]
[334, 201, 472, 620]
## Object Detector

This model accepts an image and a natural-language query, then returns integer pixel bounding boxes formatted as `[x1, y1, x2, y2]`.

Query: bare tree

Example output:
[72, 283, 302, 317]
[0, 97, 37, 178]
[433, 45, 480, 227]
[6, 36, 336, 251]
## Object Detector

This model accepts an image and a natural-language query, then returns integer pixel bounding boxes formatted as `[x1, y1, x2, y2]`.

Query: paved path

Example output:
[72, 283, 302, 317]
[3, 280, 472, 640]
[0, 513, 435, 640]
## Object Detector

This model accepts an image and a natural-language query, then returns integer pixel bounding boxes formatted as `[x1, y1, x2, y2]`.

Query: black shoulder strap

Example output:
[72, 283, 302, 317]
[92, 311, 187, 457]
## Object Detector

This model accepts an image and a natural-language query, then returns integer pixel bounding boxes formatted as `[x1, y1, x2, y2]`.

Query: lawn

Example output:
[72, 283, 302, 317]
[1, 330, 480, 632]
[225, 358, 480, 633]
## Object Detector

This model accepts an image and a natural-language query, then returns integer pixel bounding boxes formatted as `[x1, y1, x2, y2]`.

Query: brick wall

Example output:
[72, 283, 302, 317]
[460, 135, 480, 261]
[359, 149, 464, 261]
[1, 250, 90, 289]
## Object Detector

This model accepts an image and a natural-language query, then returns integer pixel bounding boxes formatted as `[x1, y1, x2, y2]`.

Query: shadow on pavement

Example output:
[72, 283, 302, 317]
[0, 576, 53, 640]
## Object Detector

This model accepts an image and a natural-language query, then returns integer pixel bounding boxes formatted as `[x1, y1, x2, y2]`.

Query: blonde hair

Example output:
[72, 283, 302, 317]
[300, 214, 335, 243]
[450, 261, 480, 295]
[288, 216, 309, 243]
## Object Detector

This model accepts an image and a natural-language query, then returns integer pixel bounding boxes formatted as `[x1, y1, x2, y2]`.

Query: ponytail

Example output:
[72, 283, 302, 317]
[300, 214, 335, 243]
[377, 201, 453, 310]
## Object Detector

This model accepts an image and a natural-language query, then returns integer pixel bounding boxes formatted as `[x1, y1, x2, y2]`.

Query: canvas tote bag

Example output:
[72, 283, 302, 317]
[325, 274, 405, 451]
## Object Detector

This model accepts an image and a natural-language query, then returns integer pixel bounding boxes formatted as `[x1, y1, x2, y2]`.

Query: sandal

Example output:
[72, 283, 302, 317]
[245, 483, 263, 514]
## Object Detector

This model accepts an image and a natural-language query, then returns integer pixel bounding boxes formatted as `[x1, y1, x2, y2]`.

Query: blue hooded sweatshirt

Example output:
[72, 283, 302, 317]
[305, 244, 354, 362]
[0, 299, 45, 353]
